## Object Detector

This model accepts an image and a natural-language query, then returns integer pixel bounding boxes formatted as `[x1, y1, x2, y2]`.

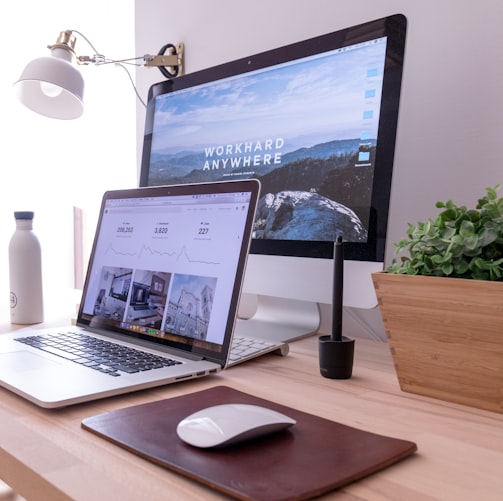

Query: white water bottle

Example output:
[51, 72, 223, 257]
[9, 211, 44, 324]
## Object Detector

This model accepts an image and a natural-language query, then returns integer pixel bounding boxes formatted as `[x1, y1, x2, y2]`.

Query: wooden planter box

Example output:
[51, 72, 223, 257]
[372, 272, 503, 413]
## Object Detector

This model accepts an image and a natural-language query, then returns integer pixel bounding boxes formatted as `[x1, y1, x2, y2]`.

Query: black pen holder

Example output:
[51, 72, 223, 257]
[318, 335, 355, 379]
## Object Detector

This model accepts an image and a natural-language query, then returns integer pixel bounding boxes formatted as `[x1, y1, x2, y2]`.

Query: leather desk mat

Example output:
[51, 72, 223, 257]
[82, 385, 417, 501]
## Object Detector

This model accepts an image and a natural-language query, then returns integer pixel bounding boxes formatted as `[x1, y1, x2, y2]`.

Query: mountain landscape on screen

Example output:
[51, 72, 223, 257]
[147, 137, 374, 242]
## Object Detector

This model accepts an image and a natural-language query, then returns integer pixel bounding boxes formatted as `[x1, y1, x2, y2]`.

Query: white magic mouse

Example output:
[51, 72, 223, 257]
[176, 403, 296, 448]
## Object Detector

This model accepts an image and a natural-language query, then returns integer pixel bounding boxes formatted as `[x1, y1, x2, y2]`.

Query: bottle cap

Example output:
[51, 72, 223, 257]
[14, 211, 34, 220]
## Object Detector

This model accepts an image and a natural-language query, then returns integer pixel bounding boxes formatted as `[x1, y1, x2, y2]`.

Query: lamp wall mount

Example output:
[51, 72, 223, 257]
[144, 43, 185, 78]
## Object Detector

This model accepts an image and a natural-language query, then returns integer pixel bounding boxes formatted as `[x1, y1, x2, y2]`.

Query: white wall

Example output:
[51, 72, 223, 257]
[134, 0, 503, 338]
[0, 1, 137, 320]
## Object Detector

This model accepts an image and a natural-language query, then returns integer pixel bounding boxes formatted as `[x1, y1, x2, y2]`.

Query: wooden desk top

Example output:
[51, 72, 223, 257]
[1, 321, 502, 501]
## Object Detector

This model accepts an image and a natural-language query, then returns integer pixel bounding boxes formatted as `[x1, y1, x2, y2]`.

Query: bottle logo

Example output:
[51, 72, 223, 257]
[10, 292, 17, 308]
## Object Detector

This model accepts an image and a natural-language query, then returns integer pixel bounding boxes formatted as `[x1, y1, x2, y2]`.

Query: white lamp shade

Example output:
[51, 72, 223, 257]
[14, 49, 84, 120]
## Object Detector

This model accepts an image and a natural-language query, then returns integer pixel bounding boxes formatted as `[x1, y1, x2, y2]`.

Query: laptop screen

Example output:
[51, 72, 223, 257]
[77, 180, 260, 365]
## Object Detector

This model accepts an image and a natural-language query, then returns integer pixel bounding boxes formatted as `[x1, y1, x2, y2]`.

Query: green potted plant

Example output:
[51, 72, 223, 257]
[372, 186, 503, 414]
[387, 185, 503, 279]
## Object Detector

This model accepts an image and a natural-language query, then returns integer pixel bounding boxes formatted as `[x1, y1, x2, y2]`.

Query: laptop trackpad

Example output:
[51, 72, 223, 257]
[0, 351, 62, 371]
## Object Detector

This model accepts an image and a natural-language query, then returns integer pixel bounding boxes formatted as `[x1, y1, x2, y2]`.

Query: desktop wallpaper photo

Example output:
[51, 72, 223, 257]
[147, 39, 388, 243]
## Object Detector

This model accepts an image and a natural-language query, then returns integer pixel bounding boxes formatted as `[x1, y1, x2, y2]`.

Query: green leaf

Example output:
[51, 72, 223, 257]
[439, 208, 457, 221]
[478, 227, 498, 247]
[459, 220, 475, 237]
[441, 227, 457, 240]
[441, 263, 454, 275]
[463, 235, 479, 251]
[390, 185, 503, 280]
[467, 210, 480, 222]
[453, 260, 470, 275]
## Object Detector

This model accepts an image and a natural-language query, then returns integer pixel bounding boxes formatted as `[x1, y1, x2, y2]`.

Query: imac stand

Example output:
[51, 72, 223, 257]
[235, 294, 321, 343]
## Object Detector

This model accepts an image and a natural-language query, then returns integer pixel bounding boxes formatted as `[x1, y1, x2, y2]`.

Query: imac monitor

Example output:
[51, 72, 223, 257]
[110, 272, 131, 302]
[130, 282, 150, 307]
[139, 14, 407, 342]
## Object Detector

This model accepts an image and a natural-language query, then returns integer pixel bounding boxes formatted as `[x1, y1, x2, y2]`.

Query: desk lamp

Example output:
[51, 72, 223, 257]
[13, 30, 184, 120]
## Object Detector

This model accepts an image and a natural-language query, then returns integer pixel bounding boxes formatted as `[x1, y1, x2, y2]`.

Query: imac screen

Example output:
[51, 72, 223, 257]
[139, 14, 407, 264]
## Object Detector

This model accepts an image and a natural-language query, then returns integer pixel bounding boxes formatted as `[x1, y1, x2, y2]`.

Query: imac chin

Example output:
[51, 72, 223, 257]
[139, 14, 407, 343]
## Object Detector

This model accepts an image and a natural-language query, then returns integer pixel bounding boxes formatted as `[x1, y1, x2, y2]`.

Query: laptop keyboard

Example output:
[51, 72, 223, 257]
[227, 335, 288, 367]
[15, 332, 181, 377]
[15, 331, 287, 375]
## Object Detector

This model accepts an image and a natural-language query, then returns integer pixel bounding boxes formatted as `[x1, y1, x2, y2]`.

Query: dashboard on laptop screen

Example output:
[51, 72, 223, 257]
[79, 189, 254, 352]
